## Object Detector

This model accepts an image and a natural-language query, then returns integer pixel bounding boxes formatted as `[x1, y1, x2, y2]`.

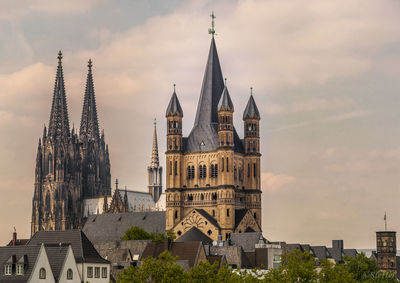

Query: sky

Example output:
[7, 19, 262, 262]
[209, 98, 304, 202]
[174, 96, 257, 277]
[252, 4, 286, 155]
[0, 0, 400, 248]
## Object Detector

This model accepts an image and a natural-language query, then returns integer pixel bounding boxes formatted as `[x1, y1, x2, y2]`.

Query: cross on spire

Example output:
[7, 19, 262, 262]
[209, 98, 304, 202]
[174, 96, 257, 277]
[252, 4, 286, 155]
[57, 51, 62, 63]
[88, 59, 92, 71]
[208, 11, 216, 36]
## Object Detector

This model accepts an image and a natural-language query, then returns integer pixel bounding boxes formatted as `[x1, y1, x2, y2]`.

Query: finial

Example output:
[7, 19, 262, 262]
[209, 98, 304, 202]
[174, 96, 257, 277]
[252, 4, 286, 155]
[154, 118, 157, 127]
[88, 59, 92, 71]
[115, 178, 119, 190]
[250, 87, 253, 95]
[224, 78, 227, 86]
[13, 227, 16, 233]
[173, 83, 176, 93]
[57, 51, 63, 63]
[208, 11, 216, 36]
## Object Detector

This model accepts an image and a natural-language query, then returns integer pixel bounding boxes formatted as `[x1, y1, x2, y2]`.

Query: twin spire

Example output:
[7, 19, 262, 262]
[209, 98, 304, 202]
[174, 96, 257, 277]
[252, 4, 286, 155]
[47, 51, 100, 141]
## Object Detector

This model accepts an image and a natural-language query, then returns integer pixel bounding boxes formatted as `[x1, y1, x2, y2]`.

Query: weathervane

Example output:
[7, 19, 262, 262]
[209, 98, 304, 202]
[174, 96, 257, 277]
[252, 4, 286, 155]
[208, 12, 216, 36]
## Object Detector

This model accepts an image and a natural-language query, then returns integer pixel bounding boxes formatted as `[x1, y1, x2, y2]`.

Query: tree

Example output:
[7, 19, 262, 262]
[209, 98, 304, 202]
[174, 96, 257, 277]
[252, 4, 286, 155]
[121, 226, 166, 242]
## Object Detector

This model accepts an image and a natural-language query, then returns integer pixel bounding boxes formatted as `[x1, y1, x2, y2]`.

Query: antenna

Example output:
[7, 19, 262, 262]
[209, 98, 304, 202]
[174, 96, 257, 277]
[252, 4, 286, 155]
[384, 211, 387, 231]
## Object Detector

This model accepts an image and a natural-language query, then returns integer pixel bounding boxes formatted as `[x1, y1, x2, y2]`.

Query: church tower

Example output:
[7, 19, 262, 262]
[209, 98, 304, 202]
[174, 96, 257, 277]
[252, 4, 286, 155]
[79, 59, 111, 198]
[31, 52, 82, 235]
[148, 119, 163, 203]
[165, 14, 262, 241]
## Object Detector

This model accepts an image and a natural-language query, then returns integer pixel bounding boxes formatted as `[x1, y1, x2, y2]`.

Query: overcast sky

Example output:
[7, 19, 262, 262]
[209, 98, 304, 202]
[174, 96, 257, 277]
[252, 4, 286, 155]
[1, 0, 400, 248]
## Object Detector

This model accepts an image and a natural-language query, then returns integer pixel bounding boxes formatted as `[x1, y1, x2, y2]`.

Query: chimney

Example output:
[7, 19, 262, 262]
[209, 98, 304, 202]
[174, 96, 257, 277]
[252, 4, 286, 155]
[12, 227, 17, 246]
[332, 240, 343, 251]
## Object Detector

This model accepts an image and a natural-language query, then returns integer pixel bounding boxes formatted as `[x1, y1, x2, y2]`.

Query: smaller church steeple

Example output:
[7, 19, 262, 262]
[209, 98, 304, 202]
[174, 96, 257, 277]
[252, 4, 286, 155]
[218, 79, 234, 148]
[148, 119, 163, 203]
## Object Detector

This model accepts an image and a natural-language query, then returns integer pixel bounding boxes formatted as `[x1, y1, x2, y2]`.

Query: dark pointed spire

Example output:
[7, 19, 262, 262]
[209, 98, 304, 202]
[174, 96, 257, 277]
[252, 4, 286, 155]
[217, 79, 234, 112]
[166, 84, 183, 117]
[80, 59, 100, 141]
[48, 51, 70, 138]
[150, 118, 160, 167]
[194, 37, 224, 126]
[243, 88, 260, 120]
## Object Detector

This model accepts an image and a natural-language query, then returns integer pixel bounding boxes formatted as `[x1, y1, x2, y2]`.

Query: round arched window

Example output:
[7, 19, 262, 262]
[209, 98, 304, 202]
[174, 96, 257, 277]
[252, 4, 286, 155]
[67, 268, 73, 280]
[39, 268, 46, 279]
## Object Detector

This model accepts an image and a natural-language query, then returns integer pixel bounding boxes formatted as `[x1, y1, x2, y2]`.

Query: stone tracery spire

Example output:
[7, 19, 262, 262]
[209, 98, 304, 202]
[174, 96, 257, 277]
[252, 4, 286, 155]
[151, 118, 160, 167]
[48, 51, 70, 138]
[80, 59, 100, 141]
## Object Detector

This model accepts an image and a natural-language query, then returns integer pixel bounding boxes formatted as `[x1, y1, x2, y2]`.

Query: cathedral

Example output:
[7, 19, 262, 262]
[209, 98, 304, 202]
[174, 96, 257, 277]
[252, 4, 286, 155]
[165, 28, 262, 241]
[31, 52, 111, 235]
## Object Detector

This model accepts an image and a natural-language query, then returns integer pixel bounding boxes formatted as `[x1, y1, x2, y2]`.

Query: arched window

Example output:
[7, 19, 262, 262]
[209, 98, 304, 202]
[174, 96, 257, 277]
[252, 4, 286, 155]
[175, 210, 178, 219]
[39, 268, 46, 279]
[48, 153, 52, 174]
[221, 158, 224, 172]
[234, 165, 237, 180]
[212, 210, 215, 217]
[247, 163, 250, 178]
[187, 166, 191, 179]
[169, 161, 172, 175]
[253, 163, 257, 178]
[203, 165, 207, 178]
[199, 165, 203, 178]
[67, 269, 73, 280]
[226, 209, 230, 217]
[226, 157, 229, 172]
[191, 166, 195, 179]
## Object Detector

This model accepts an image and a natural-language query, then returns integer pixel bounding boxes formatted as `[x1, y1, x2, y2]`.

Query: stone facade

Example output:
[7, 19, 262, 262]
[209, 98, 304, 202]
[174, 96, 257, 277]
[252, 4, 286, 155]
[376, 231, 397, 274]
[31, 54, 111, 235]
[165, 36, 262, 241]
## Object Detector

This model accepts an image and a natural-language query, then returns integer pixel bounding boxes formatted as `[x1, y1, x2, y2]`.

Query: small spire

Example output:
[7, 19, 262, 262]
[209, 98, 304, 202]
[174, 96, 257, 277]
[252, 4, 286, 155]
[57, 51, 63, 64]
[208, 11, 216, 36]
[173, 83, 176, 93]
[224, 78, 227, 86]
[88, 59, 92, 72]
[150, 119, 160, 167]
[250, 87, 253, 95]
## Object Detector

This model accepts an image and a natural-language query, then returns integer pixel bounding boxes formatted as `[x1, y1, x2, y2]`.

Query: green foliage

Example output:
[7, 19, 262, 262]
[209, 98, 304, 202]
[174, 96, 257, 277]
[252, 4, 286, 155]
[166, 229, 176, 242]
[121, 226, 166, 242]
[115, 248, 398, 283]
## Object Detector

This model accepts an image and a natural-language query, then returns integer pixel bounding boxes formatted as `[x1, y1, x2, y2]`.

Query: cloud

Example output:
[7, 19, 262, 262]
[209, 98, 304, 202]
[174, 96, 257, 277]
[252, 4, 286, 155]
[0, 0, 107, 20]
[324, 110, 371, 122]
[262, 172, 296, 193]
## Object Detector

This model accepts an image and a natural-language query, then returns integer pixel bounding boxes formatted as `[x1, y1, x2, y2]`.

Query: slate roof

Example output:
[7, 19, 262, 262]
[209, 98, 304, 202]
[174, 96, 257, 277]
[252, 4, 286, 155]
[175, 227, 213, 245]
[311, 246, 332, 260]
[231, 232, 265, 252]
[6, 239, 29, 247]
[166, 91, 183, 117]
[28, 230, 108, 264]
[141, 240, 203, 268]
[185, 37, 244, 154]
[217, 86, 234, 111]
[44, 244, 70, 280]
[243, 95, 260, 120]
[0, 245, 41, 282]
[328, 247, 344, 262]
[300, 244, 315, 256]
[117, 189, 156, 211]
[82, 211, 166, 243]
[343, 249, 358, 258]
[284, 243, 304, 254]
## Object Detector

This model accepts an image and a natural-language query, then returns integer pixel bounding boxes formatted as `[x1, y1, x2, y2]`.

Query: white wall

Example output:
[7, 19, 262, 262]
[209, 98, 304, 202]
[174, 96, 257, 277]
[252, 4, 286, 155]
[28, 244, 55, 283]
[58, 246, 81, 283]
[78, 263, 110, 283]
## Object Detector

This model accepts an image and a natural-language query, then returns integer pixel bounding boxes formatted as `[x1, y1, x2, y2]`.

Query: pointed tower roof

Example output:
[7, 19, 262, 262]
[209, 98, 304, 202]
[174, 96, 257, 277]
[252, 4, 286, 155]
[217, 82, 234, 112]
[48, 51, 70, 138]
[80, 59, 100, 141]
[166, 85, 183, 117]
[150, 118, 160, 167]
[243, 90, 260, 120]
[186, 37, 243, 153]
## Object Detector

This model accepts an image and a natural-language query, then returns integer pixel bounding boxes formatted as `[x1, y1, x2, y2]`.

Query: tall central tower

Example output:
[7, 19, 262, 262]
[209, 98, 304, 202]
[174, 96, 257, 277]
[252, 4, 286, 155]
[165, 16, 262, 241]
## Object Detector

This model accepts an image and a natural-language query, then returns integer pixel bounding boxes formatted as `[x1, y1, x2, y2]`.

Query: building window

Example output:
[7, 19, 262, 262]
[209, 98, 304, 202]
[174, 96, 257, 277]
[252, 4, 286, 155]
[16, 264, 24, 275]
[254, 212, 257, 219]
[95, 267, 100, 278]
[102, 267, 107, 278]
[67, 269, 73, 280]
[226, 157, 229, 172]
[222, 158, 224, 172]
[211, 164, 218, 178]
[4, 264, 11, 276]
[87, 266, 93, 278]
[247, 163, 250, 178]
[39, 268, 46, 279]
[227, 209, 230, 217]
[212, 210, 215, 217]
[253, 163, 257, 177]
[169, 161, 172, 175]
[175, 210, 178, 219]
[174, 161, 178, 176]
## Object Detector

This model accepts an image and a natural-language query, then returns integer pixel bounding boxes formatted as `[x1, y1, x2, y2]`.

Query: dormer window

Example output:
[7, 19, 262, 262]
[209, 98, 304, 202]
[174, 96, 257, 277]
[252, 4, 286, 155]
[16, 264, 24, 275]
[39, 268, 46, 279]
[4, 264, 11, 275]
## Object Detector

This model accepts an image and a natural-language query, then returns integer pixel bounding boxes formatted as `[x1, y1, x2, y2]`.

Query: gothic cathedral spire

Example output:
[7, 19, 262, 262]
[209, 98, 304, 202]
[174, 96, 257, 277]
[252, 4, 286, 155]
[148, 119, 162, 203]
[80, 59, 100, 141]
[48, 51, 70, 138]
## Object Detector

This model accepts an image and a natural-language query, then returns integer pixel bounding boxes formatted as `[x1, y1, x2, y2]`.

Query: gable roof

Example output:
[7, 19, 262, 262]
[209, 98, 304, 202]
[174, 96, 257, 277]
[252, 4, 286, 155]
[28, 230, 108, 264]
[175, 227, 213, 245]
[231, 232, 265, 252]
[343, 249, 358, 258]
[196, 209, 220, 229]
[311, 246, 332, 260]
[0, 245, 41, 282]
[141, 240, 203, 268]
[83, 211, 166, 243]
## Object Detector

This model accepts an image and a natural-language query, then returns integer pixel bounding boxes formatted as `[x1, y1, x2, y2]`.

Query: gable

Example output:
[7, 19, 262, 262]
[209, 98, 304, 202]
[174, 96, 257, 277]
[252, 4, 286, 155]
[234, 210, 261, 234]
[173, 209, 220, 241]
[57, 246, 81, 283]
